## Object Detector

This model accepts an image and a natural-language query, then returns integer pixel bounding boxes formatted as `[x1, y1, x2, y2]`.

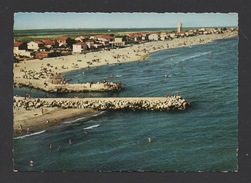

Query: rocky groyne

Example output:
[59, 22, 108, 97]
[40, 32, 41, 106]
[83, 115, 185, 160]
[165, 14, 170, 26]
[14, 80, 122, 92]
[14, 66, 122, 92]
[14, 96, 190, 111]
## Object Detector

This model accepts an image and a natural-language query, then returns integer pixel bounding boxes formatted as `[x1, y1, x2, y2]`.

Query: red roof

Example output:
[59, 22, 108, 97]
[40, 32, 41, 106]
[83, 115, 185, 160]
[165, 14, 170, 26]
[128, 33, 145, 38]
[99, 35, 114, 40]
[56, 37, 69, 41]
[35, 41, 45, 45]
[14, 42, 24, 47]
[42, 39, 55, 45]
[74, 42, 86, 45]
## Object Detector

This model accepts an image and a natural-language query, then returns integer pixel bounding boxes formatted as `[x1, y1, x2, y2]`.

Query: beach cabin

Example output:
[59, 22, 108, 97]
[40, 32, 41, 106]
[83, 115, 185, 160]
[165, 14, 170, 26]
[93, 43, 103, 49]
[127, 33, 144, 42]
[141, 33, 147, 41]
[27, 41, 44, 51]
[99, 35, 114, 42]
[130, 34, 138, 42]
[56, 37, 72, 47]
[85, 39, 95, 49]
[72, 42, 88, 54]
[42, 39, 56, 49]
[148, 33, 159, 41]
[97, 37, 110, 47]
[14, 42, 27, 51]
[75, 36, 89, 42]
[177, 32, 186, 38]
[160, 32, 167, 41]
[169, 33, 176, 38]
[109, 37, 125, 48]
[13, 42, 31, 58]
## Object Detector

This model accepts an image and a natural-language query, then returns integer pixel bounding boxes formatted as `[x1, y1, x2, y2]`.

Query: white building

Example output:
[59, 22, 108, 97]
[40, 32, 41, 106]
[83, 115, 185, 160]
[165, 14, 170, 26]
[13, 42, 31, 58]
[160, 32, 167, 41]
[97, 38, 109, 47]
[169, 33, 177, 38]
[72, 42, 88, 54]
[27, 41, 44, 51]
[109, 37, 125, 47]
[148, 33, 159, 41]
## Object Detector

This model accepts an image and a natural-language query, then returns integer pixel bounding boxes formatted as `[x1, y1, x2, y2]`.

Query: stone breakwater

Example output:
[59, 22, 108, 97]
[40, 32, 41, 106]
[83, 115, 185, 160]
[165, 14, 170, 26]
[14, 80, 122, 92]
[14, 66, 122, 92]
[14, 96, 190, 111]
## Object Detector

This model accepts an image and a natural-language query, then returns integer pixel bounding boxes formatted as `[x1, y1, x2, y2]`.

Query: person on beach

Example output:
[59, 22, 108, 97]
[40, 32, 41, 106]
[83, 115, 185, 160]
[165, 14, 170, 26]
[90, 81, 93, 88]
[19, 125, 23, 132]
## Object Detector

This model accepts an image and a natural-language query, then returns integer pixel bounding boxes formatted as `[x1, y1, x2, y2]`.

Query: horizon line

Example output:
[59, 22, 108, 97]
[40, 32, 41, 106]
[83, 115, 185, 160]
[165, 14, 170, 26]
[14, 26, 237, 31]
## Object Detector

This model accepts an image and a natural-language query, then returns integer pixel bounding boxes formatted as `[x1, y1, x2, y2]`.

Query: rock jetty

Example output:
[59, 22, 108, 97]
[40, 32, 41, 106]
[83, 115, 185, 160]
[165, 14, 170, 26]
[14, 66, 122, 92]
[14, 96, 190, 111]
[14, 80, 122, 92]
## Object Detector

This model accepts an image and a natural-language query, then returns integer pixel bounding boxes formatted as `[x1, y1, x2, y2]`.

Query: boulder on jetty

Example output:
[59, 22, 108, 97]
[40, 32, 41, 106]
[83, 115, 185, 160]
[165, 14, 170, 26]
[13, 95, 190, 112]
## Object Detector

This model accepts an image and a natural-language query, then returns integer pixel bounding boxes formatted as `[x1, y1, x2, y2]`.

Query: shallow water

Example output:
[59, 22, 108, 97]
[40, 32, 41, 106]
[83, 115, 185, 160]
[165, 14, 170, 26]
[13, 37, 238, 172]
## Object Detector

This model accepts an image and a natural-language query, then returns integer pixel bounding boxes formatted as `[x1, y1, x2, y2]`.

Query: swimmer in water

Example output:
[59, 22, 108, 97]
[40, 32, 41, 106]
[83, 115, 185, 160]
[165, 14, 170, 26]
[30, 160, 34, 167]
[69, 139, 72, 145]
[148, 137, 152, 143]
[58, 146, 61, 152]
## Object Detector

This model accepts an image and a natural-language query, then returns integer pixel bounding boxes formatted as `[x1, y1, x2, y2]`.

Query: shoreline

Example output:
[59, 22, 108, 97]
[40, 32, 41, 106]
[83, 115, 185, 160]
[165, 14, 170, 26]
[13, 107, 100, 137]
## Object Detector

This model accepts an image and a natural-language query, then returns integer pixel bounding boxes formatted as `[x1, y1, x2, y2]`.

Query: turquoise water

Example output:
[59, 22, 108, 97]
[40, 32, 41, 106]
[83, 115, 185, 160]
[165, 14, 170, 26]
[13, 37, 238, 172]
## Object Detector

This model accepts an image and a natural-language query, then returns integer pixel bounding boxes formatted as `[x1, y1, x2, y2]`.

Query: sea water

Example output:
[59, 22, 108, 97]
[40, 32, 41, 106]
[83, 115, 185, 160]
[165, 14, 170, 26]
[13, 37, 238, 172]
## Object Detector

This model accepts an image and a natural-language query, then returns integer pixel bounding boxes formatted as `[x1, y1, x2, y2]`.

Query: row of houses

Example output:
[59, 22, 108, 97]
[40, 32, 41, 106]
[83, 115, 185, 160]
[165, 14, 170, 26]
[126, 27, 237, 42]
[14, 27, 237, 61]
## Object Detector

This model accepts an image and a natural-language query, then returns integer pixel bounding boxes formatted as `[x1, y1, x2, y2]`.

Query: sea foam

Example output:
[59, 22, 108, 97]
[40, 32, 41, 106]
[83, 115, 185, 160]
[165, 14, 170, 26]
[14, 130, 46, 140]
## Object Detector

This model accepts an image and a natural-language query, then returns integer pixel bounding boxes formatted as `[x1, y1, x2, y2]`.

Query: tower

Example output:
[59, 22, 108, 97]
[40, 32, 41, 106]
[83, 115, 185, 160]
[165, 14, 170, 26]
[177, 23, 182, 33]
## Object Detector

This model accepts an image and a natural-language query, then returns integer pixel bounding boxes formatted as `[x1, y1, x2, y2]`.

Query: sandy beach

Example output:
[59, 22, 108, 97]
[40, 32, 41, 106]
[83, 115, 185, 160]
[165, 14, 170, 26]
[13, 31, 238, 137]
[14, 107, 99, 137]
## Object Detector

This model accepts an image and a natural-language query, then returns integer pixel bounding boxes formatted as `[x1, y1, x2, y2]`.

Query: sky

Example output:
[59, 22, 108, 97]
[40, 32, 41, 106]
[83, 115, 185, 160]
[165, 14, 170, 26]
[14, 13, 238, 30]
